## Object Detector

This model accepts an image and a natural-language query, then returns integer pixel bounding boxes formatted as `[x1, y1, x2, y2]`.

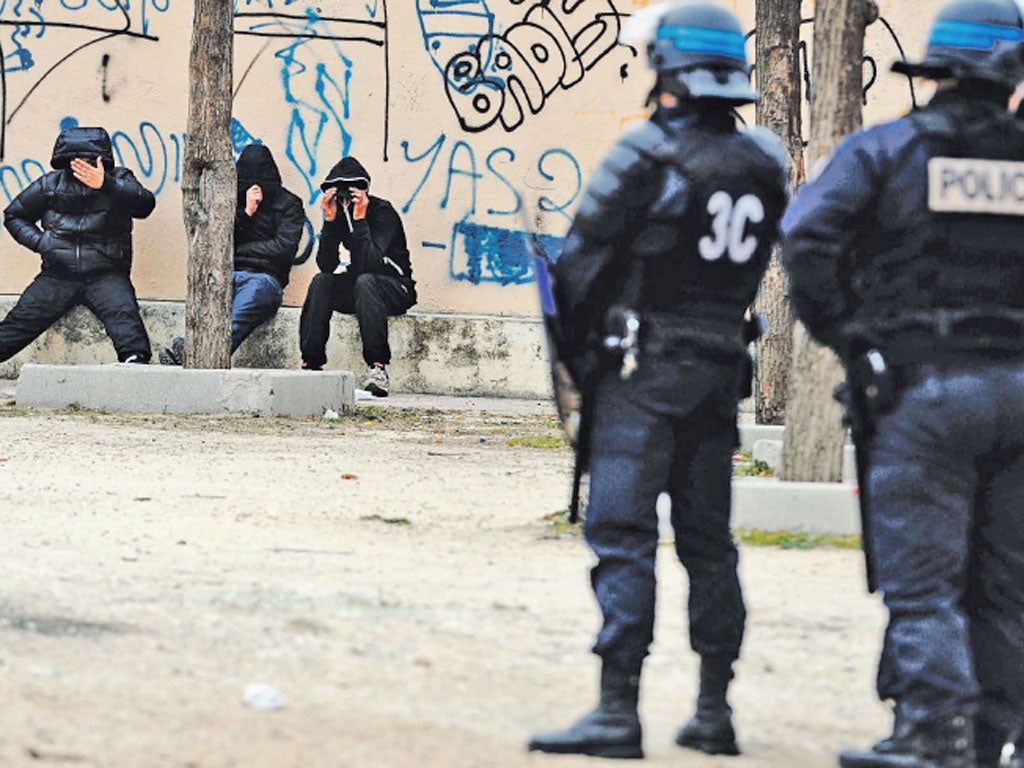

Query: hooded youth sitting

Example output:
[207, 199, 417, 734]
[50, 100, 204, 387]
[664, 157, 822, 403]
[160, 143, 304, 365]
[0, 126, 156, 365]
[298, 156, 416, 397]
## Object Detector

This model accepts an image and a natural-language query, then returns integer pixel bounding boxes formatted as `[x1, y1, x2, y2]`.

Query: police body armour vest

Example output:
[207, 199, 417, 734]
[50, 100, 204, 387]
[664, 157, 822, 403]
[627, 111, 788, 322]
[854, 99, 1024, 321]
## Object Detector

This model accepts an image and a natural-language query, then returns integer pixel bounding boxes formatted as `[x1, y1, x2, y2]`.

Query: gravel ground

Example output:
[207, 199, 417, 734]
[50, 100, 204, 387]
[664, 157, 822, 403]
[0, 401, 888, 768]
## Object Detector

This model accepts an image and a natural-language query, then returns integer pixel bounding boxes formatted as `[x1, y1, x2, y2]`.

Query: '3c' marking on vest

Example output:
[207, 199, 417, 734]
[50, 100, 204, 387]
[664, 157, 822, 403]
[699, 191, 765, 264]
[928, 157, 1024, 216]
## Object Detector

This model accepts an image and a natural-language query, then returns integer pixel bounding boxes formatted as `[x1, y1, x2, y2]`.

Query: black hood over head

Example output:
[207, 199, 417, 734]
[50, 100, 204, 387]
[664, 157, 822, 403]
[236, 144, 282, 197]
[51, 126, 115, 171]
[320, 156, 371, 192]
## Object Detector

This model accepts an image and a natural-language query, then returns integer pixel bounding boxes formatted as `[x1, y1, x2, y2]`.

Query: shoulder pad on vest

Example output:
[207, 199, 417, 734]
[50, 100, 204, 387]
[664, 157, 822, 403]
[619, 119, 672, 160]
[908, 108, 957, 139]
[741, 126, 789, 174]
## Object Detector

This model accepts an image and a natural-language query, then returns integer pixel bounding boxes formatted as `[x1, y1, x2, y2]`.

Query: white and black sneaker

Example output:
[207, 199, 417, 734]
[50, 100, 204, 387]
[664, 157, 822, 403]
[363, 364, 389, 397]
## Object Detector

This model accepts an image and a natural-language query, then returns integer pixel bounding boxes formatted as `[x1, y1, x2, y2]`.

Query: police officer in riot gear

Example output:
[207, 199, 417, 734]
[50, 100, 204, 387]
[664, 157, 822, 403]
[526, 1, 788, 759]
[782, 2, 1024, 767]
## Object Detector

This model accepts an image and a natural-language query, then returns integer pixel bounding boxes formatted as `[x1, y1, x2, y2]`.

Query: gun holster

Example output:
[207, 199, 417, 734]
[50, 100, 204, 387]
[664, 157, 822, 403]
[602, 305, 642, 380]
[842, 348, 897, 424]
[837, 347, 898, 595]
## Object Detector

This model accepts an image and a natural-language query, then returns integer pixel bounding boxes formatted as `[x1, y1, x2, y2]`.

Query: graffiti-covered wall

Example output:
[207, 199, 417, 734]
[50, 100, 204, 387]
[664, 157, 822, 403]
[0, 0, 937, 317]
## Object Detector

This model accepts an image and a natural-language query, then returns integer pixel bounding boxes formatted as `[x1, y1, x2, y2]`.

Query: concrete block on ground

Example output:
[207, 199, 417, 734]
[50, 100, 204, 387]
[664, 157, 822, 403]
[750, 439, 859, 485]
[752, 438, 784, 471]
[732, 478, 861, 536]
[737, 424, 785, 453]
[15, 364, 354, 418]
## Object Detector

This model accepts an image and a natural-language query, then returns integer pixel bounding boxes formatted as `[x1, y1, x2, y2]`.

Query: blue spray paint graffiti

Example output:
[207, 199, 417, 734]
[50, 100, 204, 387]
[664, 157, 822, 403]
[400, 133, 576, 285]
[234, 4, 389, 202]
[0, 0, 167, 158]
[450, 218, 561, 286]
[0, 115, 185, 205]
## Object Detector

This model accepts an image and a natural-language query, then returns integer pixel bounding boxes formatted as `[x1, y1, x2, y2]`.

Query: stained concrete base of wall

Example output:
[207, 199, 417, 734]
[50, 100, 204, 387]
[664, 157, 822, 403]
[15, 364, 354, 418]
[0, 297, 552, 399]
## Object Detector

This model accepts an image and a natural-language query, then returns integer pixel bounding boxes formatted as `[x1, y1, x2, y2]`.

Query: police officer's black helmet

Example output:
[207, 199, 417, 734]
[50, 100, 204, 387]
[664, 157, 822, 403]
[623, 1, 757, 105]
[893, 0, 1024, 87]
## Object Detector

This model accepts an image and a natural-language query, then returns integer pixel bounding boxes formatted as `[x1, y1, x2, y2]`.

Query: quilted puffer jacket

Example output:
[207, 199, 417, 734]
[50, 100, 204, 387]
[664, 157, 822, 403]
[3, 126, 156, 275]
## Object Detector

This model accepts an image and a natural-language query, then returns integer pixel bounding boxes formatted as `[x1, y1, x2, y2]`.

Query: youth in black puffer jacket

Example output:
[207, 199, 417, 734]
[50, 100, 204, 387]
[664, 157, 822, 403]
[5, 126, 155, 275]
[0, 126, 155, 364]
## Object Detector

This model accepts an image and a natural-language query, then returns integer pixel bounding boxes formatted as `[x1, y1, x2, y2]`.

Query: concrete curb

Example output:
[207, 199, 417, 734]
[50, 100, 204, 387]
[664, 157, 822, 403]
[15, 364, 355, 418]
[732, 478, 861, 536]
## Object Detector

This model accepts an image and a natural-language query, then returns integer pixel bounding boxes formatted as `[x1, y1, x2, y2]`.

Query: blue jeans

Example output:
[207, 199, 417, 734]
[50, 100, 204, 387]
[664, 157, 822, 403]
[869, 362, 1024, 733]
[232, 271, 282, 353]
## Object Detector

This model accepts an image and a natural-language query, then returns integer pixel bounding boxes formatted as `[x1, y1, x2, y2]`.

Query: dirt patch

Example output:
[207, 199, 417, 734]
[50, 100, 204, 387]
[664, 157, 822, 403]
[0, 405, 888, 768]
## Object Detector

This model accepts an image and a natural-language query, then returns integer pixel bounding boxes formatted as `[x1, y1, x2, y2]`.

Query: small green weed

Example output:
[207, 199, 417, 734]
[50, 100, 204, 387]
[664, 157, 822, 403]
[543, 509, 582, 537]
[737, 528, 861, 550]
[506, 434, 569, 450]
[731, 450, 775, 478]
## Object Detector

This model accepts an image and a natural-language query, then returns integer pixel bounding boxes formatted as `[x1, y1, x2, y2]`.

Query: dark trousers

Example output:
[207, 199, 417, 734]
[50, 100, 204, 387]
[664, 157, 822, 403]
[583, 367, 745, 673]
[0, 270, 151, 363]
[299, 272, 413, 368]
[869, 362, 1024, 737]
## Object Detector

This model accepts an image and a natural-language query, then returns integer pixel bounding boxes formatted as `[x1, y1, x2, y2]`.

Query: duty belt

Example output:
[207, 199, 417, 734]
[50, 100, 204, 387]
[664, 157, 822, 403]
[843, 308, 1024, 366]
[641, 311, 746, 359]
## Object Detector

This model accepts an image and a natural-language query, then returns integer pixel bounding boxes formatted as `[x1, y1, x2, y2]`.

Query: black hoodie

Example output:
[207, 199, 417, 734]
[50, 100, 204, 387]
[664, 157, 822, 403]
[233, 144, 305, 287]
[4, 126, 155, 275]
[316, 156, 416, 298]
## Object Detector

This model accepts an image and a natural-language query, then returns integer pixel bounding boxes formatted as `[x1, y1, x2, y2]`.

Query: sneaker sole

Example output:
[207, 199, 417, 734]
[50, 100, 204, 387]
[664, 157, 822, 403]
[365, 384, 389, 398]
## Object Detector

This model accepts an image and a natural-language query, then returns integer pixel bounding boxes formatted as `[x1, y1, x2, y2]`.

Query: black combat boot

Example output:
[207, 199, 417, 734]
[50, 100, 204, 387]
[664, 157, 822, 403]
[675, 656, 740, 756]
[527, 664, 643, 759]
[839, 712, 977, 768]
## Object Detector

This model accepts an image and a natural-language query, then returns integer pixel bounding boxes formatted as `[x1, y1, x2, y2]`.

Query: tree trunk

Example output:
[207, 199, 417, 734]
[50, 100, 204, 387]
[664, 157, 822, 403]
[782, 0, 877, 481]
[182, 0, 235, 369]
[754, 0, 805, 425]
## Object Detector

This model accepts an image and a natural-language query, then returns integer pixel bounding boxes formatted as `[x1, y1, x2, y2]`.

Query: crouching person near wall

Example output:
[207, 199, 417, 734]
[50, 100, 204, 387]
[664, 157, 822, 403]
[0, 126, 156, 364]
[299, 157, 416, 397]
[159, 143, 304, 365]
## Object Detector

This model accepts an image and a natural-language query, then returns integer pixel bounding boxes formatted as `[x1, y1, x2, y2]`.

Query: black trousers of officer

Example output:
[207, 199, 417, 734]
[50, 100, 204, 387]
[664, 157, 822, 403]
[299, 272, 413, 368]
[584, 357, 746, 674]
[0, 270, 151, 363]
[869, 361, 1024, 742]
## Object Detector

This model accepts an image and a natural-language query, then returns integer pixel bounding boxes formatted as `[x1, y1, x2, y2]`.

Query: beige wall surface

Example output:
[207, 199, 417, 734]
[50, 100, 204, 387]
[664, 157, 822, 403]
[0, 0, 939, 316]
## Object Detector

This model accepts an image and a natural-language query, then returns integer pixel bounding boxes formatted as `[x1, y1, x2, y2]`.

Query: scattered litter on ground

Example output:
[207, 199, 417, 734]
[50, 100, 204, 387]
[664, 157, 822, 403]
[242, 683, 286, 712]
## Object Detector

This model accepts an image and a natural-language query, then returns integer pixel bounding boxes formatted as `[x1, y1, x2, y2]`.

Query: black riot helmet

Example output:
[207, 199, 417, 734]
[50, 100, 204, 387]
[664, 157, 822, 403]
[623, 0, 757, 105]
[892, 0, 1024, 88]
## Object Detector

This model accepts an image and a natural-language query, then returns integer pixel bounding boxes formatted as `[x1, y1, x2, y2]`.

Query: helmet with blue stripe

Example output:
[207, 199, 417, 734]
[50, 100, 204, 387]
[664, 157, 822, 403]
[892, 0, 1024, 87]
[622, 1, 757, 105]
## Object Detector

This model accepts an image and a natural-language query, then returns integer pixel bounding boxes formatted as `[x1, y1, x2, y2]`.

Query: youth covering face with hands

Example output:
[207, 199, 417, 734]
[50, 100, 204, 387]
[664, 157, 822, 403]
[244, 185, 263, 217]
[321, 185, 369, 222]
[70, 156, 105, 190]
